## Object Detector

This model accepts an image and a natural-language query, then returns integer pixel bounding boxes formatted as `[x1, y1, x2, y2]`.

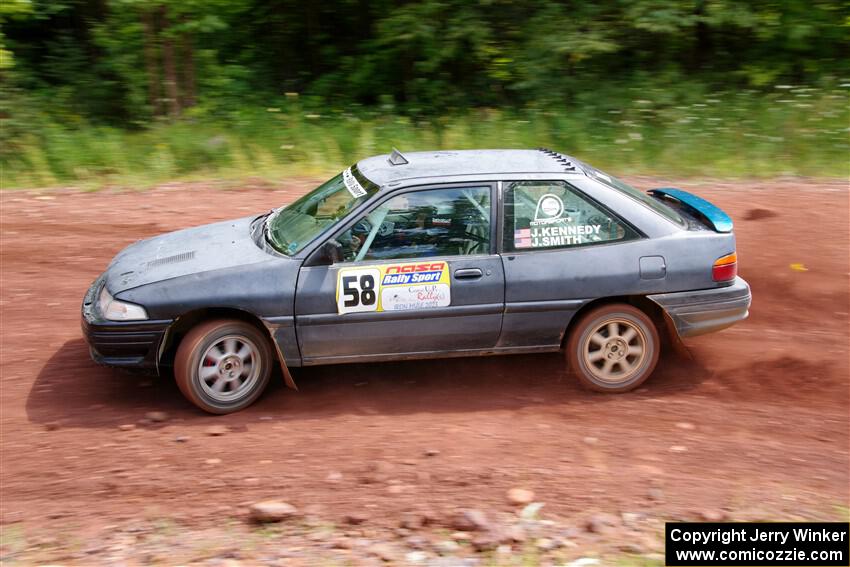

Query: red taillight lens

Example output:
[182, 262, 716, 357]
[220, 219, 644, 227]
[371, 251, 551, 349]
[712, 252, 737, 282]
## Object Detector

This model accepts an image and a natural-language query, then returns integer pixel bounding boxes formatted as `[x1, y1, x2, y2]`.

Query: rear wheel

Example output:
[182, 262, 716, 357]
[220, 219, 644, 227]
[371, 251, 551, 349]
[566, 304, 660, 392]
[174, 319, 272, 414]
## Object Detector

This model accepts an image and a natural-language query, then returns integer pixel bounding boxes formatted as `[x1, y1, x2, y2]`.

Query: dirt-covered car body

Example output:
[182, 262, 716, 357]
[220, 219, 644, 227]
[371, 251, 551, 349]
[82, 149, 750, 393]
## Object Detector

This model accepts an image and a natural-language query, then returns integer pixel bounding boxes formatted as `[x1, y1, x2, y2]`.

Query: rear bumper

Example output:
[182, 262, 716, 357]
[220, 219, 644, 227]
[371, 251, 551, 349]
[647, 276, 751, 338]
[81, 276, 171, 371]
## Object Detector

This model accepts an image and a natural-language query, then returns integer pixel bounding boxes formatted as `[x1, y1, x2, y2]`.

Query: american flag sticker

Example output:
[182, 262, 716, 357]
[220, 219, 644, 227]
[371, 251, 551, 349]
[514, 228, 532, 248]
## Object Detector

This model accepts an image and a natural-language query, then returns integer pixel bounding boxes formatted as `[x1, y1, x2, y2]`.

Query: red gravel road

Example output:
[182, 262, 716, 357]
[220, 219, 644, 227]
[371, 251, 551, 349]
[1, 178, 848, 557]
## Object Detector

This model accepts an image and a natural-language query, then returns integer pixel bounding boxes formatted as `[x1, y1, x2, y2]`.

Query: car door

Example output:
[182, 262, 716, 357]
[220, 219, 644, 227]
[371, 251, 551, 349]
[498, 179, 644, 348]
[294, 183, 505, 364]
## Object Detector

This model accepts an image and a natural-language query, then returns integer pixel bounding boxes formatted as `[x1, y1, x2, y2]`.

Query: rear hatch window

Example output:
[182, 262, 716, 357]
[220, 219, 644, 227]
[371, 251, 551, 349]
[647, 188, 734, 233]
[577, 164, 687, 228]
[648, 192, 712, 231]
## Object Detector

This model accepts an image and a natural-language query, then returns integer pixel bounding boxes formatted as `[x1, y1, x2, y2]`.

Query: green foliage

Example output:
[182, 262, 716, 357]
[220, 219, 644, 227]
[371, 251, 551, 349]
[1, 0, 848, 187]
[3, 0, 849, 120]
[0, 0, 32, 70]
[3, 85, 847, 188]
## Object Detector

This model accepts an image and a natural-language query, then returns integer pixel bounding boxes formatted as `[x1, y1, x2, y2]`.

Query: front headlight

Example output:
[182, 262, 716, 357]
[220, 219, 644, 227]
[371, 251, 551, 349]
[98, 286, 148, 321]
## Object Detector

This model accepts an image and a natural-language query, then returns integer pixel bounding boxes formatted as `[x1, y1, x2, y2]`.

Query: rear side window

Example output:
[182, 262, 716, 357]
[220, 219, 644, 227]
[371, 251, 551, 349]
[503, 181, 637, 252]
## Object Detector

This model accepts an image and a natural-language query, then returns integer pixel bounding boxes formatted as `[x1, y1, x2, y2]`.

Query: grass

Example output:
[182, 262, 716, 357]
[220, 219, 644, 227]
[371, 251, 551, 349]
[2, 85, 848, 189]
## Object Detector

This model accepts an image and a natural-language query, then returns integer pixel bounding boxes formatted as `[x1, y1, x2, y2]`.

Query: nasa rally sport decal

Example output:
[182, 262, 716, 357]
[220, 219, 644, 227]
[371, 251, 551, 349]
[336, 261, 451, 315]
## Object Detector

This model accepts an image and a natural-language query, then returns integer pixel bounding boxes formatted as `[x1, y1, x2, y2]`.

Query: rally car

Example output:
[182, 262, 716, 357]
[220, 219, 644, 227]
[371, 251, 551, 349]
[82, 149, 751, 414]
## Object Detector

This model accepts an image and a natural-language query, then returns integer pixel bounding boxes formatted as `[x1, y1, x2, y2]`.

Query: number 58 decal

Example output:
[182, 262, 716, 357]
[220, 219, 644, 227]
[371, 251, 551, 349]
[336, 267, 380, 314]
[336, 261, 452, 315]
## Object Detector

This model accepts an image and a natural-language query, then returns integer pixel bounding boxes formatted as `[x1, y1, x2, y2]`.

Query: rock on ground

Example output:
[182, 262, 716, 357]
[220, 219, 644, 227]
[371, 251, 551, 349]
[205, 425, 228, 436]
[506, 488, 535, 506]
[450, 509, 491, 532]
[249, 501, 298, 523]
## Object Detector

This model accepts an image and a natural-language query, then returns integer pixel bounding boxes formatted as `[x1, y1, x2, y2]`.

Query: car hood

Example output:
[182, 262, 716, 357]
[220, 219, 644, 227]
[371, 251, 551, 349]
[105, 215, 273, 294]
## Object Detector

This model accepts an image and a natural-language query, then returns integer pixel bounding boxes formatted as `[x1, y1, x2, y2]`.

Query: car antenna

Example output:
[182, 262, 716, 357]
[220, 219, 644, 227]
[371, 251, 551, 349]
[387, 148, 409, 166]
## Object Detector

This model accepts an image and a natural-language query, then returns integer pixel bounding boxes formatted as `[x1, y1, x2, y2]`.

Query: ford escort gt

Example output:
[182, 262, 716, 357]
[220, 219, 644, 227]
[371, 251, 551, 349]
[82, 148, 751, 414]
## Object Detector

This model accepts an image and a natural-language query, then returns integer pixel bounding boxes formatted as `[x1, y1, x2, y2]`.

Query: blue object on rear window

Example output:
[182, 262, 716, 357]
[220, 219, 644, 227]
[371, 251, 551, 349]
[649, 188, 733, 233]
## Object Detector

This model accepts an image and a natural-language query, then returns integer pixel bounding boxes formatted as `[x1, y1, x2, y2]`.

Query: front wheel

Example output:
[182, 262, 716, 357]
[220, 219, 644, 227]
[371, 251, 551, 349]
[566, 304, 660, 393]
[174, 319, 273, 414]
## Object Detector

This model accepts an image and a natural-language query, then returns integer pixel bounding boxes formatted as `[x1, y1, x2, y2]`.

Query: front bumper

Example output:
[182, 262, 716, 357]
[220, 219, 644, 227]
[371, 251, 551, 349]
[81, 276, 172, 371]
[647, 276, 751, 338]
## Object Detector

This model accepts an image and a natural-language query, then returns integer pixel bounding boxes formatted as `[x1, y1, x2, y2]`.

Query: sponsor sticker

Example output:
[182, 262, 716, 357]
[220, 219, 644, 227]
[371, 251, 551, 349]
[529, 193, 574, 227]
[336, 261, 451, 314]
[514, 223, 602, 248]
[381, 283, 450, 311]
[533, 193, 566, 225]
[513, 193, 601, 248]
[342, 167, 367, 198]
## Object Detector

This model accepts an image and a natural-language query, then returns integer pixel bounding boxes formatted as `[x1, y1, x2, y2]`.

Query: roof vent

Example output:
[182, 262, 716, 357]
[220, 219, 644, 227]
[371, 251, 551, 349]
[387, 148, 409, 166]
[538, 147, 578, 173]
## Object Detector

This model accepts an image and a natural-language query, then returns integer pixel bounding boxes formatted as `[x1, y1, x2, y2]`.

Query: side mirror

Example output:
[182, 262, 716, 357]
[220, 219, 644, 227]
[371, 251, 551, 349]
[305, 238, 343, 267]
[324, 239, 343, 264]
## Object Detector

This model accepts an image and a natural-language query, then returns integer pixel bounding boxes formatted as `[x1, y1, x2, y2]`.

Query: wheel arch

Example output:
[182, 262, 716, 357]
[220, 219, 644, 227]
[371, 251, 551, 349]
[158, 307, 297, 389]
[561, 295, 675, 349]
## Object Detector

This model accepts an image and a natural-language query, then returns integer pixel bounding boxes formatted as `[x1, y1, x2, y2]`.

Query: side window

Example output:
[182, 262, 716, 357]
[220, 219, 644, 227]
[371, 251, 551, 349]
[335, 186, 491, 262]
[503, 181, 637, 252]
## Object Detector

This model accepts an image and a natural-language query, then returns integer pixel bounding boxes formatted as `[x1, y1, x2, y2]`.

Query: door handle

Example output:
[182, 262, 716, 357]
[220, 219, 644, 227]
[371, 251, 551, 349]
[454, 268, 483, 280]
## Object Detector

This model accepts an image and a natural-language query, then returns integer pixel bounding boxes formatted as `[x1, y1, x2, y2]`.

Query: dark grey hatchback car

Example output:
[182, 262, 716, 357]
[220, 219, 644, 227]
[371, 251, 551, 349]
[82, 149, 751, 414]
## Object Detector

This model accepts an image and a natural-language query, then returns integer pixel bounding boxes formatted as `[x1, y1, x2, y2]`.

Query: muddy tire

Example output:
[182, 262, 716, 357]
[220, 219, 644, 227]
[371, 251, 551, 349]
[566, 304, 660, 393]
[174, 319, 272, 414]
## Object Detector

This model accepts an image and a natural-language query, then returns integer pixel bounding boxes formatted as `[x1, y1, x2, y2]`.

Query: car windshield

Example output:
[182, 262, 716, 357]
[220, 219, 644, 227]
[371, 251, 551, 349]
[582, 165, 686, 227]
[266, 166, 379, 255]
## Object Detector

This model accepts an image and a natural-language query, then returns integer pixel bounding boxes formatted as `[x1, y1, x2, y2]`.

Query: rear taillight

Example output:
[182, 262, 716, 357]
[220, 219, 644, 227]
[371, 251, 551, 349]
[712, 252, 737, 282]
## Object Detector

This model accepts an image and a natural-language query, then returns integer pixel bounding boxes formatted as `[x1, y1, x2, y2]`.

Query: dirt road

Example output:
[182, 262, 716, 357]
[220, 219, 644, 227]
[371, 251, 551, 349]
[1, 177, 848, 565]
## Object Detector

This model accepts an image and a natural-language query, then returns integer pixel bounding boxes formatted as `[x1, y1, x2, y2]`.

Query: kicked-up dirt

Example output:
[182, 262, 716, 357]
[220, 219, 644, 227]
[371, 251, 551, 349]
[0, 177, 848, 565]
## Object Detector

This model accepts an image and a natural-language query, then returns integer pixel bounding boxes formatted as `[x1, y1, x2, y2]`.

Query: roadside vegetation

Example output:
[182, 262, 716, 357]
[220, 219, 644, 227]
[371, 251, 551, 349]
[4, 85, 848, 189]
[1, 1, 848, 188]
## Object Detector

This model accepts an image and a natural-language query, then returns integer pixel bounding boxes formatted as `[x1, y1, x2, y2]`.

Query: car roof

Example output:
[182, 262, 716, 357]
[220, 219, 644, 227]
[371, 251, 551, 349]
[357, 149, 586, 187]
